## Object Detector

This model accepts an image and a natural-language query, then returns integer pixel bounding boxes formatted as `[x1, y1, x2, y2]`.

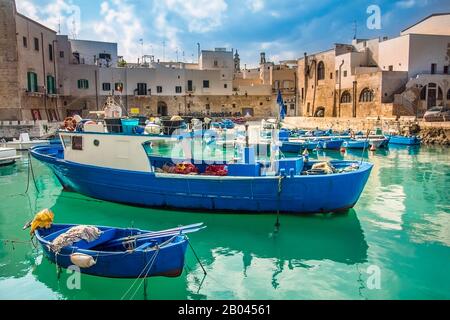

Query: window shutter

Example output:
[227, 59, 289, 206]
[27, 72, 32, 92]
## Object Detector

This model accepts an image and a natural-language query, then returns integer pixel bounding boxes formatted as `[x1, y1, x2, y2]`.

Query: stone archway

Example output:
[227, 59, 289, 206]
[157, 101, 168, 116]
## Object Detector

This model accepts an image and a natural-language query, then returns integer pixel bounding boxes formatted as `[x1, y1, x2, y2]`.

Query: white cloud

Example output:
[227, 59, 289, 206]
[16, 0, 81, 36]
[92, 0, 148, 63]
[160, 0, 228, 33]
[16, 0, 39, 20]
[246, 0, 265, 13]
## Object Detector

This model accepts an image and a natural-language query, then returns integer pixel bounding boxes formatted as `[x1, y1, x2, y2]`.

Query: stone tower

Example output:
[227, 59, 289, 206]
[234, 50, 240, 72]
[0, 0, 21, 120]
[260, 52, 266, 64]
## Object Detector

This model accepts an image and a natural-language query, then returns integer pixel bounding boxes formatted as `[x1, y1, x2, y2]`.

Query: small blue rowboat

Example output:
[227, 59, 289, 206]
[388, 135, 421, 145]
[280, 141, 319, 153]
[343, 140, 370, 149]
[34, 223, 204, 278]
[318, 139, 344, 150]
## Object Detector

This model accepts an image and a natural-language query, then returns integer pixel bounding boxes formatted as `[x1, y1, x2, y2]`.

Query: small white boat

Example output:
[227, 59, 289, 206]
[2, 133, 49, 150]
[0, 147, 21, 166]
[369, 138, 388, 149]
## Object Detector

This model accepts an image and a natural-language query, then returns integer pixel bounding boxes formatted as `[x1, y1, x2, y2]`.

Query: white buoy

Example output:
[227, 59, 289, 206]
[70, 253, 96, 268]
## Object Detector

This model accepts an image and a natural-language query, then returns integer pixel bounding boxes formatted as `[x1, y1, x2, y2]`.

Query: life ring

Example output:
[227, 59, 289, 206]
[63, 117, 77, 132]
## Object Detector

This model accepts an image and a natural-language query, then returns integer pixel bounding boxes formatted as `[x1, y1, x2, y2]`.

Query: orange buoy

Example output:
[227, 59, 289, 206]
[340, 147, 346, 153]
[370, 145, 376, 151]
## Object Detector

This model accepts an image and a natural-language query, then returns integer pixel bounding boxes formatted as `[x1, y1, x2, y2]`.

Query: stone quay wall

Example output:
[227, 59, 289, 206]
[0, 121, 60, 139]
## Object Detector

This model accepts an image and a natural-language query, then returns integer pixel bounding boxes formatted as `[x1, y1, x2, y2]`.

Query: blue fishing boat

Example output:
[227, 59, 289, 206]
[280, 141, 319, 153]
[30, 130, 373, 214]
[388, 135, 421, 145]
[343, 140, 370, 149]
[317, 139, 344, 150]
[34, 221, 204, 278]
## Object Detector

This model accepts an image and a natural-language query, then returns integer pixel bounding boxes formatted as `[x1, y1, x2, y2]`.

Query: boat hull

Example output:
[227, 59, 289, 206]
[31, 146, 373, 214]
[35, 224, 188, 278]
[388, 135, 420, 145]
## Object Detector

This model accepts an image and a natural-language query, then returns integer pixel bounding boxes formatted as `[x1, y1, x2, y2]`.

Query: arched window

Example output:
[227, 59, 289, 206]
[317, 61, 325, 80]
[360, 88, 374, 102]
[420, 86, 427, 100]
[340, 91, 352, 103]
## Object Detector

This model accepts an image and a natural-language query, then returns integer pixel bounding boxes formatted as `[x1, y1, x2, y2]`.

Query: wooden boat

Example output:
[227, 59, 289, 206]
[31, 131, 373, 214]
[388, 135, 421, 145]
[0, 147, 21, 166]
[34, 222, 204, 278]
[343, 140, 369, 149]
[2, 133, 49, 151]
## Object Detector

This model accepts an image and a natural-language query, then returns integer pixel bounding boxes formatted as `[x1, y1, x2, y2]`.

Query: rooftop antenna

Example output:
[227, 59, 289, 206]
[197, 43, 200, 63]
[139, 39, 144, 63]
[182, 51, 185, 63]
[58, 17, 61, 34]
[176, 48, 179, 62]
[353, 20, 357, 40]
[71, 17, 77, 39]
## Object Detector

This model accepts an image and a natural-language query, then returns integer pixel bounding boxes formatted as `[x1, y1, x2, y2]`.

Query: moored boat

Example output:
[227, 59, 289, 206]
[31, 131, 373, 214]
[31, 210, 203, 278]
[0, 147, 21, 166]
[388, 135, 421, 145]
[343, 140, 369, 149]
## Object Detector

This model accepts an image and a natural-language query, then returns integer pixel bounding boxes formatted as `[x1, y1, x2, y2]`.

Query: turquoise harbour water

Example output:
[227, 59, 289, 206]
[0, 145, 449, 300]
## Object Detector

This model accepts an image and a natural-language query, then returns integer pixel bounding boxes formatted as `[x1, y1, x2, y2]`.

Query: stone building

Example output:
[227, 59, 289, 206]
[297, 13, 450, 118]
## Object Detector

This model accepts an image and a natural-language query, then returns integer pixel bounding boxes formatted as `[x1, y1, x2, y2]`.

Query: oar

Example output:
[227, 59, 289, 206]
[102, 226, 206, 249]
[103, 223, 204, 245]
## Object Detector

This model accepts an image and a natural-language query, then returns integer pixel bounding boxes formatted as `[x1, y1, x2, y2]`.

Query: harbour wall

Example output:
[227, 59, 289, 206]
[0, 121, 60, 139]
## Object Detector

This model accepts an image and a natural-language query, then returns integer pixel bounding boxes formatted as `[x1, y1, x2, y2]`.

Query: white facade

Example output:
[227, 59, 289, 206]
[401, 13, 450, 36]
[69, 39, 118, 67]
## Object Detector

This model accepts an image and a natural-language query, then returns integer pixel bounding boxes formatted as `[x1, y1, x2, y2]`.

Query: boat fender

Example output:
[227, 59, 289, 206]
[70, 253, 96, 268]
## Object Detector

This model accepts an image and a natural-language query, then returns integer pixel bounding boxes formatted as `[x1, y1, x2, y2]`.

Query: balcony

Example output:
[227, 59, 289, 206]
[185, 86, 196, 93]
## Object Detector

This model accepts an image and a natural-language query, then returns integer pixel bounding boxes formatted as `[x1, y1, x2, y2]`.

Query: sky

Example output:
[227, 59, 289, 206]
[15, 0, 450, 67]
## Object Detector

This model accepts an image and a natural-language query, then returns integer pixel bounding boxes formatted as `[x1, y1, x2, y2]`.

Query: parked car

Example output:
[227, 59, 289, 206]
[423, 106, 450, 122]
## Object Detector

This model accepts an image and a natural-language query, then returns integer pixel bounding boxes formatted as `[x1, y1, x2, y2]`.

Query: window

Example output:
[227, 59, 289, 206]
[224, 84, 228, 89]
[341, 91, 352, 103]
[444, 66, 449, 74]
[343, 70, 348, 77]
[388, 65, 393, 71]
[34, 38, 39, 51]
[214, 60, 218, 67]
[290, 104, 295, 110]
[31, 109, 42, 121]
[205, 104, 210, 110]
[157, 86, 163, 93]
[27, 72, 38, 92]
[115, 82, 124, 92]
[330, 72, 333, 79]
[274, 80, 280, 90]
[420, 86, 427, 100]
[47, 75, 56, 94]
[49, 44, 53, 61]
[203, 80, 210, 88]
[102, 83, 111, 91]
[317, 61, 325, 80]
[187, 80, 193, 91]
[175, 86, 182, 93]
[23, 36, 27, 48]
[99, 53, 111, 60]
[60, 51, 64, 58]
[137, 83, 147, 95]
[336, 70, 339, 79]
[447, 89, 450, 100]
[360, 88, 374, 102]
[77, 79, 89, 89]
[431, 63, 437, 74]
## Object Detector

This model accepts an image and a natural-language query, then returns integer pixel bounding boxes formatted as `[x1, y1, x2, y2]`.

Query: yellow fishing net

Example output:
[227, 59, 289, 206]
[30, 209, 54, 235]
